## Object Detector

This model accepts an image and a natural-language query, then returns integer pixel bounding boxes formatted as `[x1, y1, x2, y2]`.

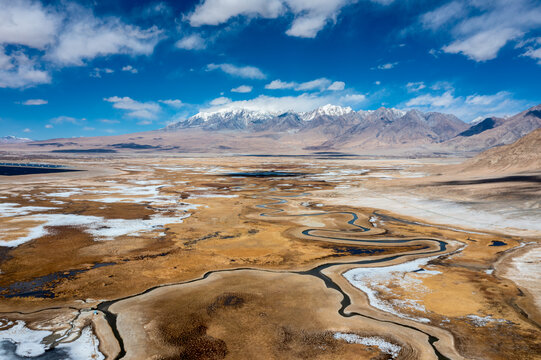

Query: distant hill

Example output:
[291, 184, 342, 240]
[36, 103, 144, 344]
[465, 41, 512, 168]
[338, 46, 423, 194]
[458, 128, 541, 174]
[443, 104, 541, 152]
[2, 103, 540, 156]
[0, 135, 32, 144]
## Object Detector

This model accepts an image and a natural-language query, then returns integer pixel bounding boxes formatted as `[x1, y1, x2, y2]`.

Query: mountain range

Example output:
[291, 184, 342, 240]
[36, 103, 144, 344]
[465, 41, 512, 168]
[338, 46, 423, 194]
[1, 104, 540, 156]
[165, 104, 469, 149]
[0, 136, 31, 144]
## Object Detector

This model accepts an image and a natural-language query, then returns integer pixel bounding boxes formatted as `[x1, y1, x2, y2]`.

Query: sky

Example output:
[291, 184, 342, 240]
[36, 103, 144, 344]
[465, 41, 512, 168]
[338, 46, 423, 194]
[1, 0, 540, 139]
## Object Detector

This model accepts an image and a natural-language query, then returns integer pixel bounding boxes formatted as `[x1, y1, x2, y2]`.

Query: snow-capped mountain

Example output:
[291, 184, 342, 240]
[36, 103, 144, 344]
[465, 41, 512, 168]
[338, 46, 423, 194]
[0, 135, 32, 144]
[167, 108, 276, 131]
[163, 103, 474, 148]
[300, 104, 353, 121]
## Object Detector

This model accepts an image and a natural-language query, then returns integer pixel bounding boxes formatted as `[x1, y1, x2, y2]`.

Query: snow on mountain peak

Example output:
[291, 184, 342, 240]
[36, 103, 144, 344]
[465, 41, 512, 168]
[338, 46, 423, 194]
[301, 104, 353, 121]
[0, 135, 32, 144]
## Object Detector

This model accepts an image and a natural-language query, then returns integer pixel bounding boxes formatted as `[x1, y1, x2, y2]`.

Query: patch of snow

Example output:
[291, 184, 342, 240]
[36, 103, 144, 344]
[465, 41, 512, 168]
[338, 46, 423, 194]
[56, 327, 104, 360]
[1, 210, 193, 247]
[0, 203, 57, 217]
[343, 257, 442, 323]
[464, 315, 509, 327]
[43, 189, 85, 197]
[333, 332, 401, 358]
[333, 187, 541, 235]
[189, 194, 239, 199]
[0, 320, 52, 357]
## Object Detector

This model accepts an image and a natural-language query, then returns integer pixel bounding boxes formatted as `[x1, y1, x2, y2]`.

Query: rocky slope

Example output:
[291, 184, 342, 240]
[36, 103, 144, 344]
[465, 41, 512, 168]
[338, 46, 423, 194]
[444, 105, 541, 151]
[458, 128, 541, 174]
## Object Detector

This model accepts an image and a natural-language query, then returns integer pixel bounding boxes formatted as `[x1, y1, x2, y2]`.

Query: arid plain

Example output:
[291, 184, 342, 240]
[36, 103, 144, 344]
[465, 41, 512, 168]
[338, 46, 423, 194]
[0, 152, 540, 360]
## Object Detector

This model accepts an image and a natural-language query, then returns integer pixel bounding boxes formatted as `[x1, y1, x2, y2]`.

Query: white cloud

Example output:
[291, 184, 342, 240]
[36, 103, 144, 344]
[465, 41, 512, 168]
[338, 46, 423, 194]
[0, 0, 60, 49]
[265, 77, 345, 92]
[22, 99, 47, 105]
[231, 85, 253, 93]
[23, 128, 31, 133]
[83, 126, 95, 131]
[90, 67, 114, 78]
[186, 0, 384, 38]
[443, 28, 521, 61]
[104, 96, 161, 120]
[0, 0, 164, 88]
[209, 96, 232, 106]
[518, 37, 541, 64]
[201, 91, 367, 113]
[45, 124, 53, 128]
[328, 81, 345, 91]
[206, 63, 266, 79]
[0, 47, 50, 88]
[122, 65, 138, 74]
[376, 62, 398, 70]
[48, 4, 163, 66]
[374, 80, 381, 85]
[406, 81, 426, 92]
[51, 116, 80, 124]
[406, 90, 455, 108]
[175, 34, 207, 50]
[420, 1, 465, 31]
[99, 119, 120, 124]
[420, 0, 541, 62]
[188, 0, 285, 26]
[404, 88, 528, 122]
[295, 78, 332, 91]
[338, 94, 367, 104]
[159, 99, 183, 108]
[265, 79, 296, 89]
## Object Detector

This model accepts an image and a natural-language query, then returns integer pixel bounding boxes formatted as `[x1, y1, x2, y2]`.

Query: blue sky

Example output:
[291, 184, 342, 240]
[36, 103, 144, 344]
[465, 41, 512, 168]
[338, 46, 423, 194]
[1, 0, 540, 139]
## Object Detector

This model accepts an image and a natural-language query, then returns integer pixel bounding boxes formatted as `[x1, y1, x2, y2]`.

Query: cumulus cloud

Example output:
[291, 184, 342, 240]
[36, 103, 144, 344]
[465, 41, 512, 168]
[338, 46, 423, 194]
[443, 28, 522, 61]
[420, 0, 541, 62]
[376, 62, 398, 70]
[406, 82, 426, 92]
[404, 87, 528, 121]
[188, 0, 285, 26]
[90, 67, 114, 78]
[338, 93, 367, 104]
[186, 0, 388, 38]
[0, 0, 60, 49]
[518, 37, 541, 64]
[295, 78, 332, 91]
[23, 128, 31, 133]
[159, 99, 183, 108]
[47, 4, 163, 66]
[0, 47, 50, 88]
[104, 96, 161, 120]
[201, 91, 367, 113]
[209, 96, 232, 106]
[50, 116, 82, 124]
[175, 33, 207, 50]
[0, 0, 164, 88]
[406, 91, 455, 108]
[206, 63, 266, 79]
[265, 79, 296, 89]
[265, 78, 345, 92]
[328, 81, 345, 91]
[22, 99, 47, 105]
[99, 119, 120, 124]
[122, 65, 138, 74]
[231, 85, 253, 93]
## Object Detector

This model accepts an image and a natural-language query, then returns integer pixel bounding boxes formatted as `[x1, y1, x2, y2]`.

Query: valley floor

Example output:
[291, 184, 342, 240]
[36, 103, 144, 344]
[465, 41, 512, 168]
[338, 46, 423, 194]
[0, 155, 539, 359]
